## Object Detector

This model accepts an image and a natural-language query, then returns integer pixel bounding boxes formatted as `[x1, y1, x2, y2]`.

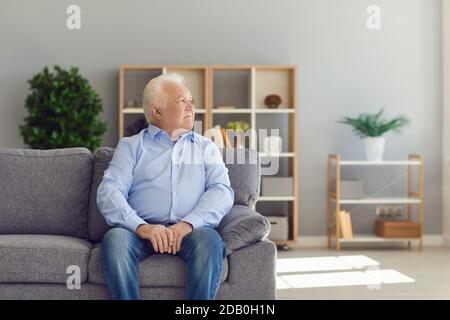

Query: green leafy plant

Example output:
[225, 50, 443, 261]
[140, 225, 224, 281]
[338, 108, 409, 138]
[227, 120, 250, 131]
[20, 65, 107, 151]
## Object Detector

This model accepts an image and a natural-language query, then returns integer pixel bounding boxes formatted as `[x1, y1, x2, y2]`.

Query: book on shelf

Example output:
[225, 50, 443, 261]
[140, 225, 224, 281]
[338, 210, 353, 239]
[221, 128, 233, 148]
[208, 125, 244, 149]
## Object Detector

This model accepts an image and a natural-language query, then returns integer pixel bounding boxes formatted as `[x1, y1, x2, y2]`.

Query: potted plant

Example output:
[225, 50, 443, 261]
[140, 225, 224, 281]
[227, 120, 250, 132]
[20, 65, 107, 151]
[338, 108, 409, 161]
[226, 121, 250, 148]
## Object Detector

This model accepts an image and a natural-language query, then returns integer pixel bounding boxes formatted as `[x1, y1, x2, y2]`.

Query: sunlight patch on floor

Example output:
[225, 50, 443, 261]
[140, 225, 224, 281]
[276, 255, 414, 289]
[365, 269, 415, 284]
[280, 271, 380, 289]
[276, 256, 353, 273]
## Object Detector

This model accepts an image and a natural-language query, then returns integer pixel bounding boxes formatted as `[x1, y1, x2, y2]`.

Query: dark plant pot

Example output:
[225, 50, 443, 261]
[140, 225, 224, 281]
[267, 104, 279, 109]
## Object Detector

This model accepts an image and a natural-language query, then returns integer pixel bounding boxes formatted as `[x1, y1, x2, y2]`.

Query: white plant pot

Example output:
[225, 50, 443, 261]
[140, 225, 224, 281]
[364, 137, 385, 161]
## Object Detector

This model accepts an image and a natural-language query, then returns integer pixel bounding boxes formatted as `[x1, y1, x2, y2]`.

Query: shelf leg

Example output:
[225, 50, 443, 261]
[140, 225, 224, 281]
[327, 203, 331, 249]
[327, 156, 332, 249]
[335, 155, 340, 252]
[335, 209, 341, 252]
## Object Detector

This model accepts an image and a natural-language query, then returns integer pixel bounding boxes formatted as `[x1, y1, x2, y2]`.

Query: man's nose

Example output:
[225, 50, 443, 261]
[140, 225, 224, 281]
[185, 101, 194, 110]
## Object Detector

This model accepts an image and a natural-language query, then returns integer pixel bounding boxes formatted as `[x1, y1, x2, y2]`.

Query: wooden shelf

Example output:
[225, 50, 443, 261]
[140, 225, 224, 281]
[255, 109, 295, 113]
[339, 160, 422, 166]
[258, 196, 295, 201]
[327, 154, 424, 252]
[123, 108, 144, 114]
[338, 234, 421, 243]
[259, 152, 295, 157]
[212, 108, 252, 113]
[331, 198, 422, 204]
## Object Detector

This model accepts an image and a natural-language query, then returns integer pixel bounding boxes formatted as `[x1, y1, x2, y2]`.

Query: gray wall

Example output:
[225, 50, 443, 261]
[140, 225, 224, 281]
[0, 0, 442, 236]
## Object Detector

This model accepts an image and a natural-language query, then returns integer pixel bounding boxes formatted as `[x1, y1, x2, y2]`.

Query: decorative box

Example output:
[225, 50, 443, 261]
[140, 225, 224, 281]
[375, 219, 421, 238]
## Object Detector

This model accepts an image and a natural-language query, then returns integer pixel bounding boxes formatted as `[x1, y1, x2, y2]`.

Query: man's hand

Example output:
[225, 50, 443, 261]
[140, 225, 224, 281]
[136, 224, 174, 253]
[167, 221, 193, 254]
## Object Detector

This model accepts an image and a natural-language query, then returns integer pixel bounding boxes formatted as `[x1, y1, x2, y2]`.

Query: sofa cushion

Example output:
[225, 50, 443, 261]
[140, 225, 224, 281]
[217, 205, 271, 255]
[88, 245, 228, 287]
[88, 147, 261, 242]
[0, 148, 92, 239]
[0, 234, 92, 284]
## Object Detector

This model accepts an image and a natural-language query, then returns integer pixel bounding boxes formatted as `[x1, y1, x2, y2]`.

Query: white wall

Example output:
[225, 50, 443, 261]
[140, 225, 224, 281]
[0, 0, 443, 236]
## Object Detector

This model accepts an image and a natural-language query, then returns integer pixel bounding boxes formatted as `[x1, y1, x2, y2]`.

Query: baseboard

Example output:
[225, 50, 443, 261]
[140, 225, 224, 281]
[291, 235, 444, 248]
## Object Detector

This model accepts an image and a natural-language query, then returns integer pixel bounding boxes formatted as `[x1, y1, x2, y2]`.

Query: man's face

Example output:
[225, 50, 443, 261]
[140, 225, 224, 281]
[158, 81, 195, 135]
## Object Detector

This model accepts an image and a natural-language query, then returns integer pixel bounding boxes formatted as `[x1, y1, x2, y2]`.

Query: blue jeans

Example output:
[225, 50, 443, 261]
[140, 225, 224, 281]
[101, 226, 226, 300]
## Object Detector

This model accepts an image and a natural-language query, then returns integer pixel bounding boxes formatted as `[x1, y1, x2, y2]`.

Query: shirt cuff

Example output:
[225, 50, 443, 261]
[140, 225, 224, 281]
[124, 212, 148, 233]
[181, 214, 203, 230]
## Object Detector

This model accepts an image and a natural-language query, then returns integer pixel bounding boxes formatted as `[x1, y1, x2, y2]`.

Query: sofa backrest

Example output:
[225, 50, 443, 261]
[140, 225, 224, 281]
[87, 147, 261, 242]
[0, 147, 92, 239]
[88, 147, 115, 242]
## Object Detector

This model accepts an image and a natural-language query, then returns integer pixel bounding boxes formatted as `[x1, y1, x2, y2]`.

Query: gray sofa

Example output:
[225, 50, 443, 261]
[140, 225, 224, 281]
[0, 146, 276, 300]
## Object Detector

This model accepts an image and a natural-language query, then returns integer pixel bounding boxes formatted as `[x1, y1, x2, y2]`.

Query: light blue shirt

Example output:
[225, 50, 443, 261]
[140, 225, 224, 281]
[97, 123, 234, 233]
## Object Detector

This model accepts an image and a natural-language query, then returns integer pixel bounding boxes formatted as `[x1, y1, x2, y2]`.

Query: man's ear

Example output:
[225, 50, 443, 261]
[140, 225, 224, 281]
[152, 106, 162, 120]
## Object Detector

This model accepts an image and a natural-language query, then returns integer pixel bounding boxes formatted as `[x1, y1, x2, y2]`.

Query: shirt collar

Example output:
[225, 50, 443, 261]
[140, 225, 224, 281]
[146, 122, 198, 145]
[146, 122, 163, 140]
[178, 130, 198, 144]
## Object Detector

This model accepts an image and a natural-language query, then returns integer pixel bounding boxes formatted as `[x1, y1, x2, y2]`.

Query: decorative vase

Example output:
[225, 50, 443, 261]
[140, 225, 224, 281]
[363, 137, 385, 161]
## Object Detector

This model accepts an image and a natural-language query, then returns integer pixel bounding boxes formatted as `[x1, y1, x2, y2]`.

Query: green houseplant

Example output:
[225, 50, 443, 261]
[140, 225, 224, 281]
[227, 121, 250, 148]
[227, 120, 250, 132]
[20, 65, 107, 151]
[338, 108, 409, 161]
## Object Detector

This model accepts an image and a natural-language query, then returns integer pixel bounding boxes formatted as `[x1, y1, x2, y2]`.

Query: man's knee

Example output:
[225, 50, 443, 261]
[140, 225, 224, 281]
[102, 227, 135, 256]
[189, 227, 226, 257]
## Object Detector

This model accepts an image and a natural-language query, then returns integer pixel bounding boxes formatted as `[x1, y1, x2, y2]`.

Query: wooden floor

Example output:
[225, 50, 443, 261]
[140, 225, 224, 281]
[276, 245, 450, 299]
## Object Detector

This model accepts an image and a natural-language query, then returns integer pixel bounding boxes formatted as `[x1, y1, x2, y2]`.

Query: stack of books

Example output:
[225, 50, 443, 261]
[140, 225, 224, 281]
[338, 210, 353, 239]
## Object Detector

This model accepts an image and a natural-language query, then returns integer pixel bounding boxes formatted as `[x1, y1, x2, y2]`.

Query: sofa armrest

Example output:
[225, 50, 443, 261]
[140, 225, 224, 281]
[225, 239, 277, 300]
[216, 205, 271, 255]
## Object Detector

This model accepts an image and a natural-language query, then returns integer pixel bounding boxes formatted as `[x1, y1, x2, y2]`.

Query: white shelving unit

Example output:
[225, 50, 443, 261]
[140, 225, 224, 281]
[327, 154, 424, 251]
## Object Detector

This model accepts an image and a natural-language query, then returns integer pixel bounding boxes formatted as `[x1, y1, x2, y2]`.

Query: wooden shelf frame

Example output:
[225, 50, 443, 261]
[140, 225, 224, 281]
[327, 154, 424, 251]
[119, 64, 298, 246]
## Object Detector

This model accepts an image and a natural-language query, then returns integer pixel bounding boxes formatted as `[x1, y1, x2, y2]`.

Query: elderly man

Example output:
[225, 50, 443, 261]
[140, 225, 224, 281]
[97, 73, 234, 300]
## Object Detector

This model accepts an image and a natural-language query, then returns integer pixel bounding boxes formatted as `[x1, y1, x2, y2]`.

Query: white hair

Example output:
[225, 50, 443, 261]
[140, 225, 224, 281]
[142, 73, 184, 123]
